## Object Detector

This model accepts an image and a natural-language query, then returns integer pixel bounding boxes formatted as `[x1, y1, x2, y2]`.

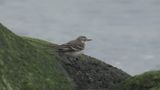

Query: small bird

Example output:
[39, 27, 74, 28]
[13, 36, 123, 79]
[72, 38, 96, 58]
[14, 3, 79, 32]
[56, 36, 92, 56]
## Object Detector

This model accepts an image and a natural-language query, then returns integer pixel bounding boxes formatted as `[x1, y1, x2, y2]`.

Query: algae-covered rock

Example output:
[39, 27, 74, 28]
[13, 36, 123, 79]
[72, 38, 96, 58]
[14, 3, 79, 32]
[0, 23, 130, 90]
[0, 23, 74, 90]
[119, 71, 160, 90]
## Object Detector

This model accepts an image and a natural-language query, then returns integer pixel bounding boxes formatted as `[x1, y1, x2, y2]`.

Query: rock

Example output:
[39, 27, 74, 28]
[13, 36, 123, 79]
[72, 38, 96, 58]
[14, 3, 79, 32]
[0, 23, 130, 90]
[57, 54, 130, 90]
[0, 42, 2, 48]
[119, 71, 160, 90]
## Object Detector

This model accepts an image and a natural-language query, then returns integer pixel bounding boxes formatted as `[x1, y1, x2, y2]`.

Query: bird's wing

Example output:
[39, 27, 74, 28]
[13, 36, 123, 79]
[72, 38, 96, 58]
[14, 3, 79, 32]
[57, 40, 84, 52]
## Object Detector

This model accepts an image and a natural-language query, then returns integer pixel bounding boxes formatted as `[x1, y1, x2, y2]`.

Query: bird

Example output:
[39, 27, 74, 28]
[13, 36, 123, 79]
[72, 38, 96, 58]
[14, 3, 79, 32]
[56, 36, 92, 56]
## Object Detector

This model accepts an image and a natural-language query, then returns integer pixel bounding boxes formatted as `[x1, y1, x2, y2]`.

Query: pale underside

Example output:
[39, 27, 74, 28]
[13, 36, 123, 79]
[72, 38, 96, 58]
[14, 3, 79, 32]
[64, 50, 84, 56]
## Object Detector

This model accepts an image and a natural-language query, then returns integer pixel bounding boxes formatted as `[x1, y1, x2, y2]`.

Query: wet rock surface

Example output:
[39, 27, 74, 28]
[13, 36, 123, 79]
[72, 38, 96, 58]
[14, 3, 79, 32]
[57, 54, 131, 90]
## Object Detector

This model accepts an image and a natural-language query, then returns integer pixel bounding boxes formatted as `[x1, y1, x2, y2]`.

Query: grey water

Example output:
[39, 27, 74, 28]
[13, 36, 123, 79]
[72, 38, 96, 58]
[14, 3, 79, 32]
[0, 0, 160, 75]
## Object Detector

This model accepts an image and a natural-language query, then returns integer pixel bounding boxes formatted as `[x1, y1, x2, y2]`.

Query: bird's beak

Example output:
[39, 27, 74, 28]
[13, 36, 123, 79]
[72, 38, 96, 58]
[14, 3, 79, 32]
[86, 39, 92, 41]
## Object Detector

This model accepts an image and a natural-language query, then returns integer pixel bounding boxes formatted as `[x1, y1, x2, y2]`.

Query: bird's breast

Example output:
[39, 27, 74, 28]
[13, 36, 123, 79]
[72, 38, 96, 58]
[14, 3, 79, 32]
[65, 50, 84, 56]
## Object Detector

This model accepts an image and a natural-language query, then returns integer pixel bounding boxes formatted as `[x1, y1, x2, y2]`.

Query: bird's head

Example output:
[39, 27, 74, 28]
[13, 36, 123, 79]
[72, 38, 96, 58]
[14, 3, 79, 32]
[76, 36, 92, 43]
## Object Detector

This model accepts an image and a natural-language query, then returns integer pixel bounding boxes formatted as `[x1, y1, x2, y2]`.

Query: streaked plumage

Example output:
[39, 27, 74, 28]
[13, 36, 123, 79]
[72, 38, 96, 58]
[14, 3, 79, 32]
[57, 36, 92, 56]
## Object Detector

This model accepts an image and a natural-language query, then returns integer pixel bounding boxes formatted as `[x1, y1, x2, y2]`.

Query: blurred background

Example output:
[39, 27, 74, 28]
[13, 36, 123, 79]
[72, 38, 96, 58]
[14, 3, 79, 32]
[0, 0, 160, 75]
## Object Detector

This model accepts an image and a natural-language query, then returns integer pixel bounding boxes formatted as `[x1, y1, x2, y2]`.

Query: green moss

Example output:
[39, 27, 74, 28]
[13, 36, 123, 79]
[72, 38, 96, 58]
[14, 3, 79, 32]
[0, 23, 74, 90]
[119, 71, 160, 90]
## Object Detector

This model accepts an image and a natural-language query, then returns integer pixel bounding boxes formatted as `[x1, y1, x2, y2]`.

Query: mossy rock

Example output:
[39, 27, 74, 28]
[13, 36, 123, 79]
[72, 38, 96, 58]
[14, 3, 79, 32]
[0, 23, 130, 90]
[119, 71, 160, 90]
[0, 23, 74, 90]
